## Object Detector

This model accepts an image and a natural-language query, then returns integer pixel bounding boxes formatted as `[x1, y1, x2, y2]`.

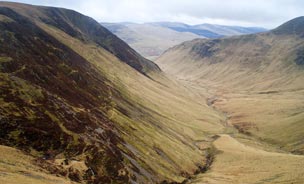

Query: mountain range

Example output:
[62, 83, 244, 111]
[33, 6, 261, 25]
[101, 22, 267, 59]
[0, 2, 304, 184]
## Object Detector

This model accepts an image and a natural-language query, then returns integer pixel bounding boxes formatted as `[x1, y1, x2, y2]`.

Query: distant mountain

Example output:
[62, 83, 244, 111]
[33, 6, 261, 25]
[102, 22, 204, 60]
[155, 22, 267, 37]
[101, 22, 267, 60]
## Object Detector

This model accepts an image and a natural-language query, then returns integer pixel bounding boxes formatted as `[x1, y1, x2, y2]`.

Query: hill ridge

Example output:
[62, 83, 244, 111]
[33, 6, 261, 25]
[0, 2, 160, 75]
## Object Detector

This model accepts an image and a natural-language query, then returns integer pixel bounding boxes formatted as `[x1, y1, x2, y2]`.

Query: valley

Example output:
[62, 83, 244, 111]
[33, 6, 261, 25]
[0, 2, 303, 184]
[155, 17, 304, 183]
[168, 78, 304, 184]
[192, 134, 304, 184]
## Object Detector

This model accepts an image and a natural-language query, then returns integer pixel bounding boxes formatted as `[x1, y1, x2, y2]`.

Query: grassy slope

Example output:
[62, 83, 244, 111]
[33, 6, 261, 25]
[38, 21, 225, 182]
[156, 31, 304, 154]
[2, 2, 303, 184]
[0, 2, 225, 183]
[0, 5, 133, 183]
[0, 145, 79, 184]
[157, 33, 304, 90]
[156, 22, 304, 183]
[191, 135, 304, 184]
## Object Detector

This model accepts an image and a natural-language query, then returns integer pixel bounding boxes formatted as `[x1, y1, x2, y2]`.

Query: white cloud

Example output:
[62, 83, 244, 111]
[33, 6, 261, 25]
[5, 0, 304, 28]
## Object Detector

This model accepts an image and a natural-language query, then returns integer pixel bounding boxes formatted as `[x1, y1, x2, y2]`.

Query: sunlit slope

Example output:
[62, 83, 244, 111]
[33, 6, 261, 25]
[38, 13, 225, 183]
[157, 33, 304, 91]
[0, 145, 79, 184]
[0, 2, 225, 183]
[156, 17, 304, 154]
[191, 134, 304, 184]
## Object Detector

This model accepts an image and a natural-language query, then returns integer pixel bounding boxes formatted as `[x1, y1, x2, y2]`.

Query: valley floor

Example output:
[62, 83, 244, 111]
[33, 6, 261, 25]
[175, 78, 304, 184]
[190, 134, 304, 184]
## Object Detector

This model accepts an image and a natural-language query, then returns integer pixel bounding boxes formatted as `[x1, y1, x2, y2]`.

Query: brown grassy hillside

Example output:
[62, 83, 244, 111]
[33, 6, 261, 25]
[157, 17, 304, 154]
[1, 2, 304, 184]
[0, 2, 224, 184]
[156, 17, 304, 184]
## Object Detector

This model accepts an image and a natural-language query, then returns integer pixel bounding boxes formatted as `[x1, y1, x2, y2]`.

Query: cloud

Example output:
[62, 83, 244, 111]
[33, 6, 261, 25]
[6, 0, 304, 28]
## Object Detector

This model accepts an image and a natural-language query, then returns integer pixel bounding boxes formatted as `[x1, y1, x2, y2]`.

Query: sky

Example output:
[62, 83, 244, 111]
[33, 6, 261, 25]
[4, 0, 304, 28]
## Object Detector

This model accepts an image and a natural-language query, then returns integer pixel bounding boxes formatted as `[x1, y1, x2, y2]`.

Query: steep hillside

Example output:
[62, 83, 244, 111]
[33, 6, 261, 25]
[0, 3, 145, 183]
[0, 2, 224, 184]
[3, 3, 160, 75]
[157, 17, 304, 155]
